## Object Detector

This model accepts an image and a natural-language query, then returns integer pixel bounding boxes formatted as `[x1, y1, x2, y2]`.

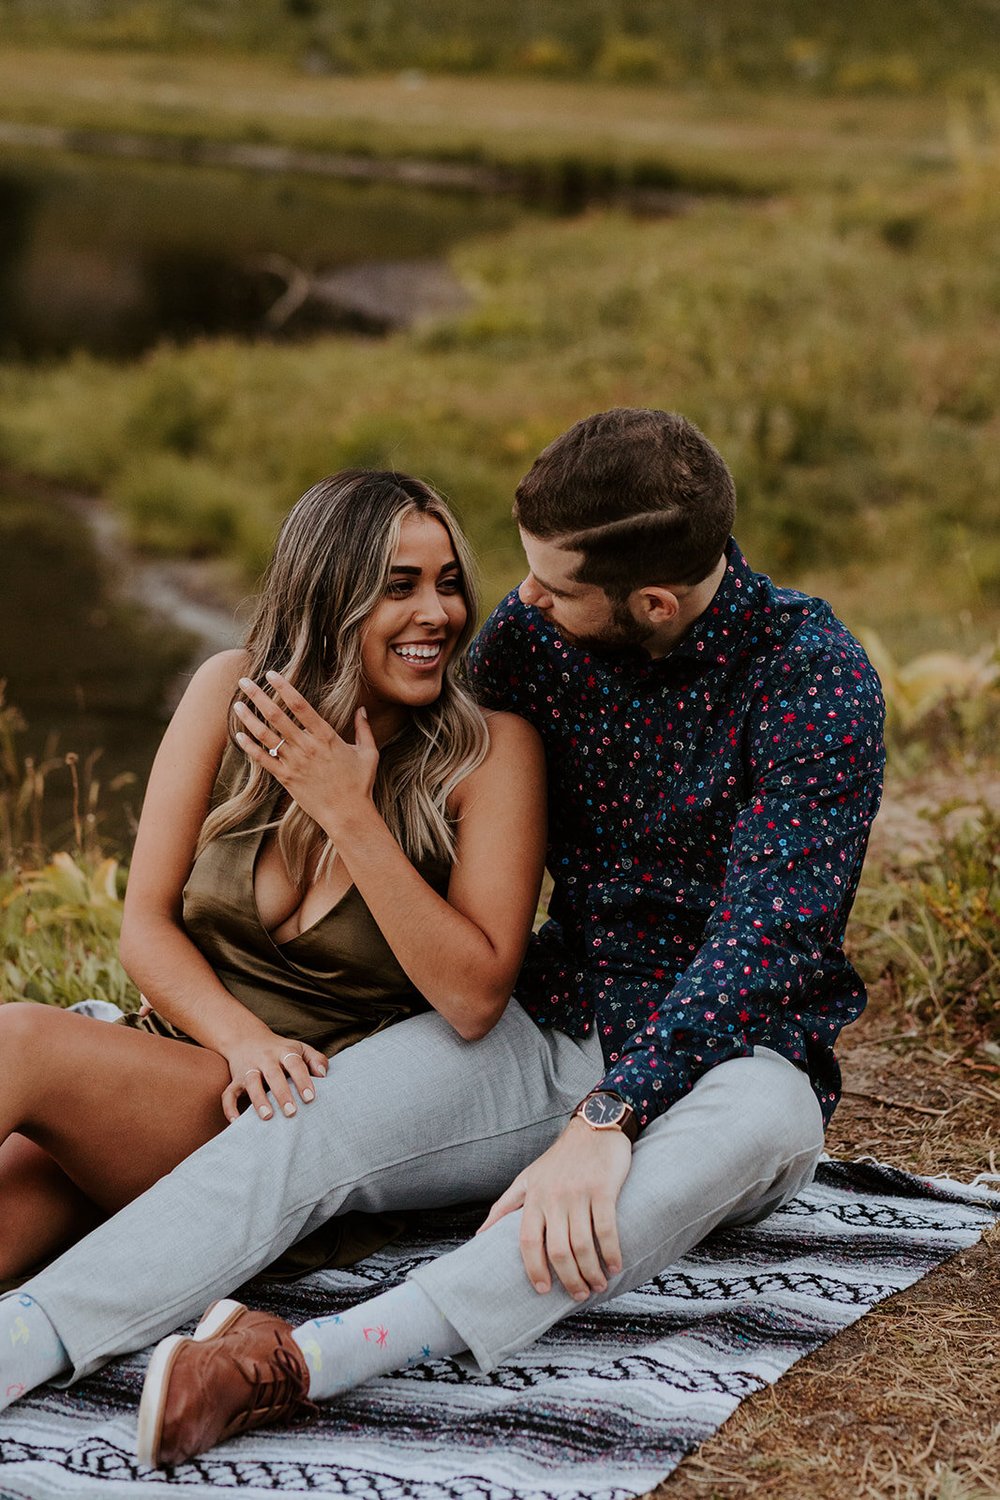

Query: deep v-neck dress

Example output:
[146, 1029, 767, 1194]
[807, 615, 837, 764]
[127, 754, 451, 1274]
[179, 787, 448, 1054]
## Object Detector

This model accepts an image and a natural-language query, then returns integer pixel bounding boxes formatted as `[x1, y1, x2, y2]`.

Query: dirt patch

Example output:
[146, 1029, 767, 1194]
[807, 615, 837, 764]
[647, 981, 999, 1500]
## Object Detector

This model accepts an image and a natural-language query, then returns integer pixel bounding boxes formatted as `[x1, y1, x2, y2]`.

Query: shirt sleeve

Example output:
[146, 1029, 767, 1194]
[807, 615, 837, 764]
[598, 637, 886, 1130]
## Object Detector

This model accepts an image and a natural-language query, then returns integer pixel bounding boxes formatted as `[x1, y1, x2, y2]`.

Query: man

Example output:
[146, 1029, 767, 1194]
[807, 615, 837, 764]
[0, 410, 884, 1466]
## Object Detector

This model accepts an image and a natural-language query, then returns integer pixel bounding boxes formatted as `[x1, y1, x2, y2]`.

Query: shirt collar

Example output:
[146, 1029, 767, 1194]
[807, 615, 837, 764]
[647, 537, 760, 673]
[561, 536, 759, 678]
[515, 537, 762, 678]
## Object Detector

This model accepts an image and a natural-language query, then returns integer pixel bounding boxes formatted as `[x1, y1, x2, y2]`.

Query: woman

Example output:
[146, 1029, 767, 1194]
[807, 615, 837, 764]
[0, 469, 545, 1282]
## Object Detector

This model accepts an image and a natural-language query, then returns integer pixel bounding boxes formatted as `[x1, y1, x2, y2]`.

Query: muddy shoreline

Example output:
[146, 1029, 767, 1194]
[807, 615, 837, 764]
[0, 118, 692, 214]
[0, 468, 243, 682]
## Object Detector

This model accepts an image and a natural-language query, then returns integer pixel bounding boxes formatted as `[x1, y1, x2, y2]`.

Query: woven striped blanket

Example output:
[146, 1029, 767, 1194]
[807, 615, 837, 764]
[0, 1159, 996, 1500]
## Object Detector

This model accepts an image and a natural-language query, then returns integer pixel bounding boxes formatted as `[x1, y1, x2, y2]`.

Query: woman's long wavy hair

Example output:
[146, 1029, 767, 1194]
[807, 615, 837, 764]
[196, 469, 489, 884]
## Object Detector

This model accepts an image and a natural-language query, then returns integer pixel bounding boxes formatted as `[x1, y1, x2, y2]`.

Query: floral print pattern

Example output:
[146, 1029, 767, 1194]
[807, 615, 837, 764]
[469, 540, 885, 1132]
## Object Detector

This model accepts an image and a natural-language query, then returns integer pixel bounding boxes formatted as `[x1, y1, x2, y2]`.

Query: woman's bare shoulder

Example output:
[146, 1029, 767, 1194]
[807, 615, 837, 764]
[174, 649, 251, 713]
[481, 708, 541, 751]
[187, 648, 251, 693]
[458, 710, 543, 801]
[165, 650, 251, 757]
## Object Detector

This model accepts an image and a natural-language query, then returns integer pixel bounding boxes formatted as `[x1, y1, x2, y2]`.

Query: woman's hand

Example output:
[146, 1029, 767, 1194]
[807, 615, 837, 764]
[220, 1031, 329, 1124]
[233, 671, 379, 834]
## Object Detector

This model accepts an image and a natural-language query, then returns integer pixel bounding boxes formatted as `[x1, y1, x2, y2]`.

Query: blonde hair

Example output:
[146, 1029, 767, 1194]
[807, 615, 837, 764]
[197, 470, 489, 883]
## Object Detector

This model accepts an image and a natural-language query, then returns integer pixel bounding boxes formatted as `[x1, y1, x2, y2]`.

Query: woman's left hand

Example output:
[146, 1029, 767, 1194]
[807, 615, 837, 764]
[234, 671, 378, 832]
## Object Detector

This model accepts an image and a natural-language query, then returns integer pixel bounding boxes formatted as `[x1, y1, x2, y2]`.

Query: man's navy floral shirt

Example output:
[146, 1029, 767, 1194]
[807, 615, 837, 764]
[469, 539, 885, 1132]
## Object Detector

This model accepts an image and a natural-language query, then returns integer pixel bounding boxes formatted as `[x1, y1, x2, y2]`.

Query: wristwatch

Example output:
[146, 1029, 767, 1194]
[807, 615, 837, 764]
[571, 1090, 638, 1143]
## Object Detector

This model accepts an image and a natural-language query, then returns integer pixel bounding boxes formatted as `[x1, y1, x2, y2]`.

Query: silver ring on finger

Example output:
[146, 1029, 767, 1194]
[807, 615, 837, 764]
[281, 1052, 300, 1066]
[267, 737, 286, 759]
[243, 1068, 263, 1081]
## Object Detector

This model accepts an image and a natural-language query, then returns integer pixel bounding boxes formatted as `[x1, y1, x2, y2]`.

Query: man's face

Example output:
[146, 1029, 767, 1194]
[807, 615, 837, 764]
[517, 530, 654, 652]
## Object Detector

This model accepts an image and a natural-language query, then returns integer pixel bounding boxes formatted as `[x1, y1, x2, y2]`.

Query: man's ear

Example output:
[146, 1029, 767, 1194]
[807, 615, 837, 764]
[631, 585, 680, 624]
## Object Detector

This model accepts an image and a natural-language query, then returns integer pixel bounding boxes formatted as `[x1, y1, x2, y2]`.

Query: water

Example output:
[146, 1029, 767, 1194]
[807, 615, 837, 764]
[0, 485, 201, 849]
[0, 147, 521, 357]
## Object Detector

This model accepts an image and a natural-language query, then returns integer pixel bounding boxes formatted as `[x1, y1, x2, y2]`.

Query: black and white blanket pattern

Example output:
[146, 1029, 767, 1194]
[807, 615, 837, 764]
[0, 1160, 996, 1500]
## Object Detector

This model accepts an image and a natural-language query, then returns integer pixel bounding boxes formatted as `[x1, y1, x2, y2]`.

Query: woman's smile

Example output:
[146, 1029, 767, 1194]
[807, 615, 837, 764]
[390, 639, 445, 670]
[360, 512, 467, 718]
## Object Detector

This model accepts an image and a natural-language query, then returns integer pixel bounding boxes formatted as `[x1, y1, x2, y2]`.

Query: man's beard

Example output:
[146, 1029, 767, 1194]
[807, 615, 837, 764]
[551, 598, 655, 654]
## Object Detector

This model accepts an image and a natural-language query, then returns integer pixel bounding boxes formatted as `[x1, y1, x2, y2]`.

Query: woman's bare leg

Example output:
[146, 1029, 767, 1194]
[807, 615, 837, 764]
[0, 1002, 233, 1279]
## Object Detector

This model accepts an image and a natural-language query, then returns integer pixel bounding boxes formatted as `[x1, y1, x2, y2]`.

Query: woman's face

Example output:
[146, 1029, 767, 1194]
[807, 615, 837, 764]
[359, 512, 468, 728]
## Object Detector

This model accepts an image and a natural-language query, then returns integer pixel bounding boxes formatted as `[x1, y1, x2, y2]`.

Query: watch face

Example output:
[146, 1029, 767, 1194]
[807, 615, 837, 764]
[582, 1093, 625, 1127]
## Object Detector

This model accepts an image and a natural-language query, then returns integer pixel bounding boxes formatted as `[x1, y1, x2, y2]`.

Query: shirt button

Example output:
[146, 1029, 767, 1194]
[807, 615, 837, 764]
[621, 857, 633, 870]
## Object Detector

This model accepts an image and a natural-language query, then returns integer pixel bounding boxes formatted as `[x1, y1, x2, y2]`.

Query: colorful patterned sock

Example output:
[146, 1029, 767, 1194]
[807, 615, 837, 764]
[292, 1281, 465, 1402]
[0, 1292, 69, 1412]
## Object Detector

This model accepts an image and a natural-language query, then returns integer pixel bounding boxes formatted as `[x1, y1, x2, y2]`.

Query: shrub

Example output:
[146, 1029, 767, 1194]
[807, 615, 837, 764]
[1, 852, 135, 1008]
[853, 806, 999, 1049]
[0, 688, 134, 1009]
[124, 366, 223, 457]
[593, 34, 677, 84]
[519, 38, 578, 77]
[859, 632, 1000, 761]
[836, 54, 924, 95]
[112, 453, 267, 558]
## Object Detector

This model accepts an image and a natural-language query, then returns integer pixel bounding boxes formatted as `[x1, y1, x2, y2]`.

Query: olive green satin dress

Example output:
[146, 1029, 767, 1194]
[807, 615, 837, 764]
[127, 767, 450, 1276]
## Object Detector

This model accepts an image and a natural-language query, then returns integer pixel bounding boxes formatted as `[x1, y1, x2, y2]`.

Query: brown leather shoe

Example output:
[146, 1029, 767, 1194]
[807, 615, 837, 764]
[136, 1298, 314, 1468]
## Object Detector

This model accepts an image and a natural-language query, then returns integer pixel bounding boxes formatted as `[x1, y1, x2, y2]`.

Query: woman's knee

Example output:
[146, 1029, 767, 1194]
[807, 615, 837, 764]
[0, 1000, 61, 1058]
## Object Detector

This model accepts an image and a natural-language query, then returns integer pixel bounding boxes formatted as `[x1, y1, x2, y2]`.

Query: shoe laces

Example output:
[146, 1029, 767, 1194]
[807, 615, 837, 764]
[230, 1336, 316, 1435]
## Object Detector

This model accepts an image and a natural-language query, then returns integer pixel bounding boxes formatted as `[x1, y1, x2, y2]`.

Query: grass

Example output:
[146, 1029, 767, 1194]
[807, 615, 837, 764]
[853, 805, 1000, 1053]
[0, 851, 135, 1010]
[0, 684, 138, 1009]
[0, 47, 983, 197]
[0, 1, 996, 93]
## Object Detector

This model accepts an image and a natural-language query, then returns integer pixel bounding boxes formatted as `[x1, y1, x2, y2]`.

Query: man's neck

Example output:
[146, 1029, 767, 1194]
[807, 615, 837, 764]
[644, 554, 728, 659]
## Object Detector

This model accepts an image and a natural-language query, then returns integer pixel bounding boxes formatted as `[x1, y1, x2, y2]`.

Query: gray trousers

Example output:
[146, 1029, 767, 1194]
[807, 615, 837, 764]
[24, 1002, 825, 1381]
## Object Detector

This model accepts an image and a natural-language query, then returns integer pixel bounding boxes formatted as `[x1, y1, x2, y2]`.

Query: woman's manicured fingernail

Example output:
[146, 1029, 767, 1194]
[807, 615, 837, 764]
[239, 677, 253, 690]
[302, 1089, 314, 1102]
[235, 731, 246, 745]
[265, 669, 279, 681]
[533, 1281, 548, 1294]
[260, 1108, 272, 1119]
[283, 1103, 296, 1117]
[573, 1290, 589, 1302]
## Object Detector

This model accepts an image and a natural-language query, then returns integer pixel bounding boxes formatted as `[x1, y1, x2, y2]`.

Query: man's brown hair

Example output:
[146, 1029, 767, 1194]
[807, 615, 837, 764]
[513, 408, 736, 599]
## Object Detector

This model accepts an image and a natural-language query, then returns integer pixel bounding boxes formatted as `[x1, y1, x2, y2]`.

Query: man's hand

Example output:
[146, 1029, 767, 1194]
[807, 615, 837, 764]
[477, 1118, 633, 1301]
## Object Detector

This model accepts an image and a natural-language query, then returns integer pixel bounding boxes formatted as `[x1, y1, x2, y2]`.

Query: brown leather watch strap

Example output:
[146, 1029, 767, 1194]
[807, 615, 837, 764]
[571, 1090, 639, 1143]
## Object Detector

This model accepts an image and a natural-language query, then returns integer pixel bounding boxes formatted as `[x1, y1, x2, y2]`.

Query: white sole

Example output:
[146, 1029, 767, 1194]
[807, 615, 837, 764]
[136, 1300, 247, 1467]
[194, 1298, 247, 1342]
